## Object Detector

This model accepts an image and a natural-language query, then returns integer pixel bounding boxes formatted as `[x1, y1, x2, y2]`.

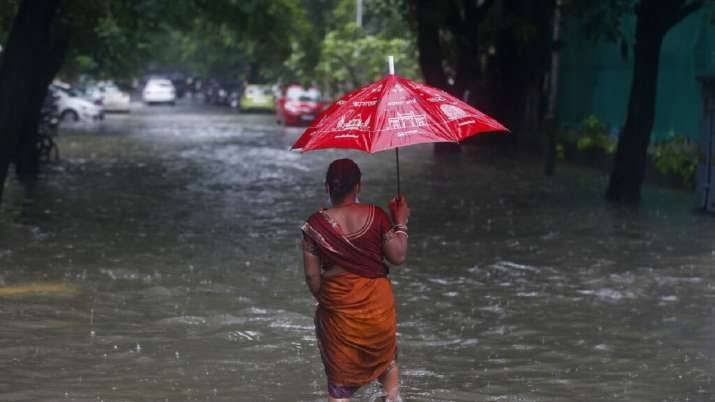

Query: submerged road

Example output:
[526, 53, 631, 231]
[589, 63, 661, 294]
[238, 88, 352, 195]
[1, 102, 714, 401]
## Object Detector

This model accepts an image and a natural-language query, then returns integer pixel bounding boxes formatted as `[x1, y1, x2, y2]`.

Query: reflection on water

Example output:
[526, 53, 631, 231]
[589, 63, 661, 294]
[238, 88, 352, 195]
[1, 103, 714, 401]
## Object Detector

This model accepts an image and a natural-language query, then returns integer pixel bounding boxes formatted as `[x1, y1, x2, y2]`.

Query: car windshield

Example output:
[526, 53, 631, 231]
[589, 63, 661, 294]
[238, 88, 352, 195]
[148, 80, 172, 88]
[246, 86, 271, 96]
[56, 86, 82, 97]
[286, 87, 320, 101]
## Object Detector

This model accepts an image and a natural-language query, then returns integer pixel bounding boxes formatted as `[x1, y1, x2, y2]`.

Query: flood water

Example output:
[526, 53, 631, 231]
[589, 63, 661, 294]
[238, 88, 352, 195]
[1, 103, 714, 401]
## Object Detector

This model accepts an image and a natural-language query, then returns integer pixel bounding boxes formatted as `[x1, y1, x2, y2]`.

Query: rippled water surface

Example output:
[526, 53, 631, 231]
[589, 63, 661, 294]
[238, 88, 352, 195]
[1, 103, 714, 401]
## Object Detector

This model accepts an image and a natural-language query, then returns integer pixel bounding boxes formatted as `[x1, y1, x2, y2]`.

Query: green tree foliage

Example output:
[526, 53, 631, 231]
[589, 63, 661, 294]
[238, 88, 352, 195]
[285, 0, 419, 97]
[649, 134, 698, 186]
[315, 24, 419, 95]
[143, 20, 254, 82]
[13, 0, 415, 90]
[192, 0, 309, 83]
[59, 0, 182, 80]
[60, 0, 309, 83]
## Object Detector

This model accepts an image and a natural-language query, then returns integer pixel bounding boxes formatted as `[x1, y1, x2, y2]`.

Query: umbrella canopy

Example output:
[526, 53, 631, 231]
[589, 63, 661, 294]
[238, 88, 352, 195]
[292, 74, 508, 153]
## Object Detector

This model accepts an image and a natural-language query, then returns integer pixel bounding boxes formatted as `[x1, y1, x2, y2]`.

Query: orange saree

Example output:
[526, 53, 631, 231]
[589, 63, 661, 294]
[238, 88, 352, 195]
[316, 272, 397, 386]
[302, 205, 397, 388]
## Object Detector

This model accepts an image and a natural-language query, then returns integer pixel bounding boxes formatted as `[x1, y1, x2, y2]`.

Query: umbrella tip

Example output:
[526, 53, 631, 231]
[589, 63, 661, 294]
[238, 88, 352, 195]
[388, 55, 394, 75]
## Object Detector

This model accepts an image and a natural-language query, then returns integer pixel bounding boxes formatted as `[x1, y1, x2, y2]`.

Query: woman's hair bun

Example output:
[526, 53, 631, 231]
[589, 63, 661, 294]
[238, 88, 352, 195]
[326, 159, 361, 201]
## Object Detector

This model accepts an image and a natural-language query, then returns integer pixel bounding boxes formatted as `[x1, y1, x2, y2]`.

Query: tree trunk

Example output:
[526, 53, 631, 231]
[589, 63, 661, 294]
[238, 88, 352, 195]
[606, 11, 665, 203]
[15, 27, 68, 181]
[489, 0, 553, 152]
[412, 0, 460, 154]
[414, 0, 448, 90]
[450, 16, 475, 101]
[451, 0, 495, 105]
[14, 63, 64, 180]
[544, 0, 563, 176]
[606, 0, 703, 204]
[0, 0, 66, 202]
[451, 38, 472, 100]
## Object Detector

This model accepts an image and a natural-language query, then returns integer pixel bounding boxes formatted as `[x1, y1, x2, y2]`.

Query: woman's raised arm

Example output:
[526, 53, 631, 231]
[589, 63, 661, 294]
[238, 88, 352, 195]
[383, 196, 410, 265]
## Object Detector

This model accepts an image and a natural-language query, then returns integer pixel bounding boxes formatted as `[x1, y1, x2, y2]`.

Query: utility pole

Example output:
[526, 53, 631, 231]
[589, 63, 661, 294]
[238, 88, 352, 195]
[356, 0, 363, 28]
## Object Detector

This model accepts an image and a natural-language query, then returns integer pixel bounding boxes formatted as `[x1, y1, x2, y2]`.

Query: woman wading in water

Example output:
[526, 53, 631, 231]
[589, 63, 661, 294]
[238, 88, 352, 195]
[301, 159, 410, 401]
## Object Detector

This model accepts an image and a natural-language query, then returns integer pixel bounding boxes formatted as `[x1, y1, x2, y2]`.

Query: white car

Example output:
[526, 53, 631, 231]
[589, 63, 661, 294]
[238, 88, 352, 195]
[100, 84, 131, 112]
[142, 78, 176, 105]
[50, 85, 104, 123]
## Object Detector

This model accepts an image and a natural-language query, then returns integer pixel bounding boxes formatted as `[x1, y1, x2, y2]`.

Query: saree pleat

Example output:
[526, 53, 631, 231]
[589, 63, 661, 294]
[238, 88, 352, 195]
[316, 272, 397, 387]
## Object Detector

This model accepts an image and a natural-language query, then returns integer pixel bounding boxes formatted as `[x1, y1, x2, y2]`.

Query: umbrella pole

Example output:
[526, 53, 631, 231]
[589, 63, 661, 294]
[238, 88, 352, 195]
[395, 147, 401, 198]
[388, 55, 400, 198]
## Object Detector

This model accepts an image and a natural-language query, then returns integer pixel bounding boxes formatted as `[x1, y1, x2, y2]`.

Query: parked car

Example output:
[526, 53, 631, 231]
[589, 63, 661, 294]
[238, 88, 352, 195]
[82, 85, 104, 105]
[239, 84, 275, 112]
[50, 84, 104, 123]
[275, 85, 324, 125]
[84, 82, 131, 112]
[142, 78, 176, 105]
[100, 84, 131, 112]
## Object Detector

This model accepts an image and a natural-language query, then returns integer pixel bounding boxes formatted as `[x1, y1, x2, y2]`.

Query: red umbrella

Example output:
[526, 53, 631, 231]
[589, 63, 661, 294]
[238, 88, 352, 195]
[292, 62, 508, 194]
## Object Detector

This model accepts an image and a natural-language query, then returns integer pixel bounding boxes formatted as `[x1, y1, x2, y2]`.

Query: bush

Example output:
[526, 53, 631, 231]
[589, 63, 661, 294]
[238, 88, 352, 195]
[557, 116, 699, 189]
[647, 134, 698, 187]
[559, 115, 617, 157]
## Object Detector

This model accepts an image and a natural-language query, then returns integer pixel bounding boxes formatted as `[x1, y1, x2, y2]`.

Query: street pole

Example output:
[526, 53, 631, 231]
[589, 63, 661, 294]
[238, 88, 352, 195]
[356, 0, 363, 28]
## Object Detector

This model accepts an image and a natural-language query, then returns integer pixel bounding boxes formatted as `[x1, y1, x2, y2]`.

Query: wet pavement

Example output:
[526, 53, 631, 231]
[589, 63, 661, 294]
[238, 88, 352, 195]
[1, 102, 714, 401]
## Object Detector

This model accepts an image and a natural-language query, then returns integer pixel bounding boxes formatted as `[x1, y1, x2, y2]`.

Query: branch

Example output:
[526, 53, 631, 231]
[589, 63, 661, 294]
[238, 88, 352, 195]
[332, 54, 360, 88]
[669, 0, 705, 27]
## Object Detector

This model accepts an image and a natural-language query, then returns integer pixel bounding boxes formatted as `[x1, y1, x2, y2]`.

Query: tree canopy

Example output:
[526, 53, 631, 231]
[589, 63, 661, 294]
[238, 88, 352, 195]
[54, 0, 308, 84]
[39, 0, 419, 92]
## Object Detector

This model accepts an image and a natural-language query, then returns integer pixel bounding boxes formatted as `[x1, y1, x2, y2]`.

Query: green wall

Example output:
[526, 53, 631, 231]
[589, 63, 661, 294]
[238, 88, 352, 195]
[557, 8, 715, 142]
